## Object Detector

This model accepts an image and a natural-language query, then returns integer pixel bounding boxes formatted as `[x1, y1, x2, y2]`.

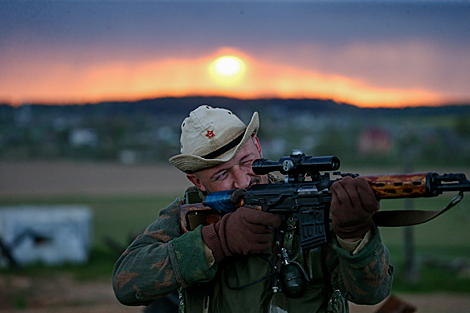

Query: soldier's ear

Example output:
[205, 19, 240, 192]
[252, 134, 263, 158]
[187, 174, 207, 193]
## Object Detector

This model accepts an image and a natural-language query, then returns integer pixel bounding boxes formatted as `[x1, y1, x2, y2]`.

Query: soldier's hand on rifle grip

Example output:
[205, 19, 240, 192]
[330, 176, 380, 240]
[201, 207, 281, 263]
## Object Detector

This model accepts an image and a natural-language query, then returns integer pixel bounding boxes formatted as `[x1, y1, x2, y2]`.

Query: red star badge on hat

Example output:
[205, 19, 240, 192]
[206, 130, 215, 139]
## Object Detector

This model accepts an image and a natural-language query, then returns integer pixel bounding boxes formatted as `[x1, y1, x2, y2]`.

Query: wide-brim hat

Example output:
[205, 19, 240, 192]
[169, 105, 259, 173]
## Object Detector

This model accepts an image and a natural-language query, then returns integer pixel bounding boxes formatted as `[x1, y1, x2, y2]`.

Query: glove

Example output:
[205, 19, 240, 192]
[201, 206, 281, 263]
[330, 176, 379, 240]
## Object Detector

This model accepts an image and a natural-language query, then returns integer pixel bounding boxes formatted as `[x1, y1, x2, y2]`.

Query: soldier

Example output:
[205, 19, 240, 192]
[113, 105, 393, 313]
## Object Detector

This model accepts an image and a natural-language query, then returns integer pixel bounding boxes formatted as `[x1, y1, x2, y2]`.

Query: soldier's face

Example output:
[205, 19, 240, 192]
[187, 136, 268, 193]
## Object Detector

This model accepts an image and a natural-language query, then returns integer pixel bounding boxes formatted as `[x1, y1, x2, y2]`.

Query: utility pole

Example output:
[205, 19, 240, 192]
[401, 128, 420, 283]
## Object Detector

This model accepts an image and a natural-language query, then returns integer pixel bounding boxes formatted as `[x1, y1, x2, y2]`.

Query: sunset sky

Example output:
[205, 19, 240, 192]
[1, 0, 469, 108]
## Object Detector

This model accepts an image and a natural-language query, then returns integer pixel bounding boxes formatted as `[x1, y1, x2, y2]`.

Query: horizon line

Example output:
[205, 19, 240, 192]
[2, 95, 469, 110]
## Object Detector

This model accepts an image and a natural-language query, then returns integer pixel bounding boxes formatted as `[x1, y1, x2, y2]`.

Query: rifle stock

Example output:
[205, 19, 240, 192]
[180, 203, 220, 234]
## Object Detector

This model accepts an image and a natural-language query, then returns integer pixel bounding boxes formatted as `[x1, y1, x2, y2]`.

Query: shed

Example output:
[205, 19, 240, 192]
[0, 205, 92, 267]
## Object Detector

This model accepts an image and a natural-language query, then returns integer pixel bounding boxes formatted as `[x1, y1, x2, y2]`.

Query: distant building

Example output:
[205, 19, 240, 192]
[358, 128, 392, 156]
[119, 149, 139, 165]
[0, 206, 92, 267]
[69, 128, 98, 147]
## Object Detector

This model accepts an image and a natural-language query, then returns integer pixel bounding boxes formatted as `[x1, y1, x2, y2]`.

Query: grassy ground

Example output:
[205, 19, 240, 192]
[378, 194, 470, 293]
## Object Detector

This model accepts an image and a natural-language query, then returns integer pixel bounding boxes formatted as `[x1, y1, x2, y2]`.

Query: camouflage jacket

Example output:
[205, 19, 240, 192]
[112, 187, 393, 313]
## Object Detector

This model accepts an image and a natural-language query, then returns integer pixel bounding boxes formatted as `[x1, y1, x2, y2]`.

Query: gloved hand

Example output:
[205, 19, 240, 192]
[330, 176, 379, 240]
[201, 206, 281, 263]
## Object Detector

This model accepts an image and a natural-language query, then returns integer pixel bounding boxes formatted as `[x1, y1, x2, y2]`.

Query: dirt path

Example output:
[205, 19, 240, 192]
[1, 273, 469, 313]
[0, 161, 191, 198]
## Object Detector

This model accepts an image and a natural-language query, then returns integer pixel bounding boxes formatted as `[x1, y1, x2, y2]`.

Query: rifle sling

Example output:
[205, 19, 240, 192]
[372, 192, 463, 227]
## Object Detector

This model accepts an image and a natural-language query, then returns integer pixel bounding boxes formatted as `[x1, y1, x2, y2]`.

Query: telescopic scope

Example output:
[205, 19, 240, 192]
[252, 153, 340, 176]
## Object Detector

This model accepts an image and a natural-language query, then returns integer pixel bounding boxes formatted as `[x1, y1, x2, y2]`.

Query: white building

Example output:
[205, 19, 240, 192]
[0, 205, 92, 267]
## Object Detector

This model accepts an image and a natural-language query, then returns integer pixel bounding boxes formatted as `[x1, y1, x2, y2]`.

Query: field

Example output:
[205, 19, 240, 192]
[1, 160, 470, 312]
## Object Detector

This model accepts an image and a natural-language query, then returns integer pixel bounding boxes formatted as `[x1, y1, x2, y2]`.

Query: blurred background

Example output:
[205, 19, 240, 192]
[1, 0, 469, 312]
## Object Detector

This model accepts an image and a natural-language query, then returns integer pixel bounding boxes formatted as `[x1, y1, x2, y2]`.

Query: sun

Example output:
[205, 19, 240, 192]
[209, 55, 246, 86]
[214, 56, 244, 76]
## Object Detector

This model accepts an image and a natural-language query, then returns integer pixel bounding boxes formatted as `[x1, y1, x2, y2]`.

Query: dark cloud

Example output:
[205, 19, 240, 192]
[1, 1, 469, 54]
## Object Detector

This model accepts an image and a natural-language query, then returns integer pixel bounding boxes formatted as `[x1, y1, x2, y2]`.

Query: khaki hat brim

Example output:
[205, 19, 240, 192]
[169, 112, 259, 173]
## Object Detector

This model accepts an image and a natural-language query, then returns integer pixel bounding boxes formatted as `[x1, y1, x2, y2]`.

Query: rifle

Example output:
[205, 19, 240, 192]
[180, 149, 470, 250]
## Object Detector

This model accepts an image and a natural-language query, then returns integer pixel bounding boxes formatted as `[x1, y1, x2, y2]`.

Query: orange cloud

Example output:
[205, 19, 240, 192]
[0, 47, 447, 108]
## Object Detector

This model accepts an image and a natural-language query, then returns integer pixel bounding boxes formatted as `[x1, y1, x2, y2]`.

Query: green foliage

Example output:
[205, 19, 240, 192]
[454, 116, 470, 137]
[14, 291, 27, 309]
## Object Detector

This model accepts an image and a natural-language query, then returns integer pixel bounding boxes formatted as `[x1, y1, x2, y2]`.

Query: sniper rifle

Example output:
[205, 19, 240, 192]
[180, 149, 470, 250]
